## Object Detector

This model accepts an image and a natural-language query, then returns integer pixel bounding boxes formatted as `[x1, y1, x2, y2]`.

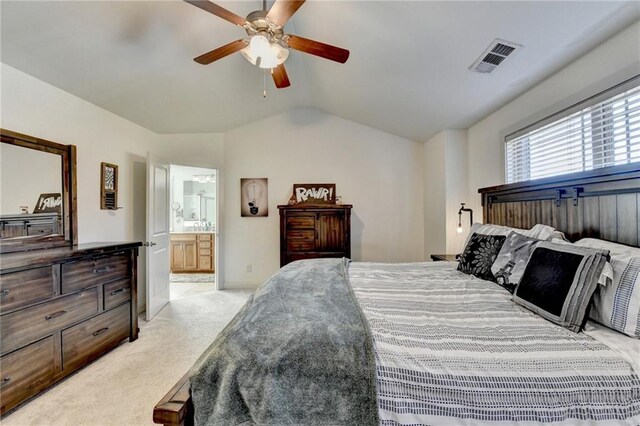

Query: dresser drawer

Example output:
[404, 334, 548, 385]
[197, 234, 212, 241]
[1, 288, 99, 355]
[286, 215, 315, 229]
[287, 240, 315, 252]
[0, 336, 56, 413]
[199, 248, 212, 255]
[61, 253, 130, 294]
[104, 279, 131, 311]
[198, 241, 212, 249]
[0, 266, 56, 312]
[287, 229, 314, 240]
[62, 303, 130, 373]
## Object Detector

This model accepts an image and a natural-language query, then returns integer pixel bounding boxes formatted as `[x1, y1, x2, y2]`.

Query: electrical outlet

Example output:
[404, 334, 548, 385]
[246, 264, 252, 273]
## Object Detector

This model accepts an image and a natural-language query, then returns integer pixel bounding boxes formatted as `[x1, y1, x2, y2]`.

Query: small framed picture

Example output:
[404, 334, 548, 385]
[241, 178, 268, 217]
[101, 162, 118, 210]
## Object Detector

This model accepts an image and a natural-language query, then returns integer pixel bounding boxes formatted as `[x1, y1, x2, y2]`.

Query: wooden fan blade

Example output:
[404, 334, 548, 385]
[272, 64, 291, 89]
[285, 35, 349, 63]
[267, 0, 305, 27]
[194, 39, 246, 64]
[184, 0, 246, 26]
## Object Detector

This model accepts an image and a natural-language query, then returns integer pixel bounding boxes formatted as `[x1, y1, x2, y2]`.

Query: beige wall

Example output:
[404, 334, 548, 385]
[1, 65, 425, 292]
[223, 109, 425, 287]
[423, 130, 468, 258]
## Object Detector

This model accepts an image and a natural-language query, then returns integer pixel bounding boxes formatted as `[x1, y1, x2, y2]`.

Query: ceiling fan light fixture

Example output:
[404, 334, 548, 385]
[240, 45, 258, 65]
[258, 43, 289, 69]
[249, 33, 271, 58]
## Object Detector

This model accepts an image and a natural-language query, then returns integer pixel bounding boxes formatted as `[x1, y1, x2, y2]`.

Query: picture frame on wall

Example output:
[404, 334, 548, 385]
[241, 178, 268, 217]
[100, 162, 118, 210]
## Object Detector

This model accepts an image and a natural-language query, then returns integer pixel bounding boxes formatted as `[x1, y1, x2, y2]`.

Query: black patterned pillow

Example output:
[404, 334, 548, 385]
[457, 233, 506, 282]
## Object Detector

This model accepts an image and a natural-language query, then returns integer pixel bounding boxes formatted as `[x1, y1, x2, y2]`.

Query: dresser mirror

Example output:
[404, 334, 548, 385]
[0, 129, 77, 253]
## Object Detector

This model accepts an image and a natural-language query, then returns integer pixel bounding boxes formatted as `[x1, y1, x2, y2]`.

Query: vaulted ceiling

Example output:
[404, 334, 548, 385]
[2, 1, 639, 142]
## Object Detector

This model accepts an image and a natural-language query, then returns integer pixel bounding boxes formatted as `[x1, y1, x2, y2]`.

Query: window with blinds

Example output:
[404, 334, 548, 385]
[505, 78, 640, 184]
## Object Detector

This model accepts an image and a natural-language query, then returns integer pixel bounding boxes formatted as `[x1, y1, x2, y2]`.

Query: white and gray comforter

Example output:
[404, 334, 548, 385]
[349, 261, 640, 425]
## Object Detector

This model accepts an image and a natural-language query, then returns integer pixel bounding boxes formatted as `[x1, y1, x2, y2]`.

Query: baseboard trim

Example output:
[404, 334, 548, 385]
[221, 282, 261, 290]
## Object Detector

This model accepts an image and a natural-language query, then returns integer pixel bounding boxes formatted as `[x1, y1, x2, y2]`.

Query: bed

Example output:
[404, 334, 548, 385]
[153, 165, 640, 425]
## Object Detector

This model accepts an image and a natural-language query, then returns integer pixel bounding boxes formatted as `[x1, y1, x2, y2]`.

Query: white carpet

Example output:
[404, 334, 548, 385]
[169, 273, 215, 283]
[2, 288, 253, 426]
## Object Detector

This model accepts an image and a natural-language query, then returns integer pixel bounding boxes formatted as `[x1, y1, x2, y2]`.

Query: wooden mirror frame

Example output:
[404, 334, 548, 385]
[0, 129, 78, 253]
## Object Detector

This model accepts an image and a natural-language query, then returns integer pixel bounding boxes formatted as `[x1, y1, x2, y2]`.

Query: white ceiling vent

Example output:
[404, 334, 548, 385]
[469, 39, 522, 74]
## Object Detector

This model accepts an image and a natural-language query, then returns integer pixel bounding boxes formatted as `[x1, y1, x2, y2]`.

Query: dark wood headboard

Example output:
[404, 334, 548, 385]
[478, 164, 640, 246]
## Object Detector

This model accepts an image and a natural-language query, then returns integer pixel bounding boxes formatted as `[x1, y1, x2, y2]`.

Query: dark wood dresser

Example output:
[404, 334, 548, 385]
[0, 242, 141, 415]
[278, 204, 352, 267]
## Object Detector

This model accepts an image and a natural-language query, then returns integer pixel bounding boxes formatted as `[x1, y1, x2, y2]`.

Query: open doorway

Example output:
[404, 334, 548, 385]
[169, 165, 217, 300]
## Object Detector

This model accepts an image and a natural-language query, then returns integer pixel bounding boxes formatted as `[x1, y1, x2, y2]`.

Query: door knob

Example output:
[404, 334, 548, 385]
[143, 242, 157, 247]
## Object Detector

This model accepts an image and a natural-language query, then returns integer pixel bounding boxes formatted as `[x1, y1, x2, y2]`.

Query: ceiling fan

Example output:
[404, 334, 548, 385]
[184, 0, 350, 89]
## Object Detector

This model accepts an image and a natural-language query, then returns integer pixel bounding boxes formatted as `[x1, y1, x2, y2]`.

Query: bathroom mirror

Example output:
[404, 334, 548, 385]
[0, 129, 78, 253]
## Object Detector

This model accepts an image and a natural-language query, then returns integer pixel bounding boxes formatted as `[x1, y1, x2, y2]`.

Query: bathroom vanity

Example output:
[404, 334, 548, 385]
[169, 233, 214, 273]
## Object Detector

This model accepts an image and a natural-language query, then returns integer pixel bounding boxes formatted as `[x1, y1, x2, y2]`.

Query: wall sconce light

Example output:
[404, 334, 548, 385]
[457, 203, 473, 234]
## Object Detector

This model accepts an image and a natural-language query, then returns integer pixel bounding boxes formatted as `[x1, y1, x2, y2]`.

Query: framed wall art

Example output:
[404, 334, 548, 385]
[241, 178, 268, 217]
[100, 162, 118, 210]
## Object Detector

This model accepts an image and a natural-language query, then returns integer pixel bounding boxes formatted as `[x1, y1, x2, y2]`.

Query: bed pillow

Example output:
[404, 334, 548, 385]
[575, 239, 640, 338]
[547, 230, 569, 241]
[550, 238, 613, 286]
[458, 233, 506, 282]
[574, 238, 640, 262]
[491, 232, 541, 293]
[512, 242, 609, 332]
[463, 223, 555, 248]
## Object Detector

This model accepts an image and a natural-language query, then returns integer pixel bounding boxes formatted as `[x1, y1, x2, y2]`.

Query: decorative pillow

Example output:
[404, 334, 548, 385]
[575, 238, 640, 337]
[512, 242, 609, 332]
[551, 238, 613, 286]
[547, 230, 569, 242]
[491, 232, 541, 293]
[458, 233, 506, 282]
[463, 223, 555, 248]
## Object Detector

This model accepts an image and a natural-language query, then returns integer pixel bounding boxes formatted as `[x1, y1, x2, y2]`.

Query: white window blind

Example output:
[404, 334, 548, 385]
[505, 78, 640, 184]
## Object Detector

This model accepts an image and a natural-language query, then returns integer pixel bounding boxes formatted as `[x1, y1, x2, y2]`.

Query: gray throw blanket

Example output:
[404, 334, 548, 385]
[189, 258, 379, 426]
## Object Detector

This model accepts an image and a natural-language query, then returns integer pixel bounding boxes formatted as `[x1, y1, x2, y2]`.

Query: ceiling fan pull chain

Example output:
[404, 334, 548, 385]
[263, 69, 268, 98]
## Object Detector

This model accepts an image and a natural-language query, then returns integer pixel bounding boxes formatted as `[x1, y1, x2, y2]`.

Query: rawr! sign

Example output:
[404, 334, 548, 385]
[292, 184, 336, 205]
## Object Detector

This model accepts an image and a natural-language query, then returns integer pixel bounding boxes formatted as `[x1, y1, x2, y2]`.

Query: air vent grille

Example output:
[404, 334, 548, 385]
[470, 39, 522, 74]
[491, 43, 516, 56]
[482, 53, 506, 66]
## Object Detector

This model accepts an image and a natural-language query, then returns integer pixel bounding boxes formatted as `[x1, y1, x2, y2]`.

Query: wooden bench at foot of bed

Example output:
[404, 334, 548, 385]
[153, 373, 193, 426]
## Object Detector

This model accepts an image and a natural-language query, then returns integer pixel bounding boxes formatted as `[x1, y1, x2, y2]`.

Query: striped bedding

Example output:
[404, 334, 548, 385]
[348, 261, 640, 425]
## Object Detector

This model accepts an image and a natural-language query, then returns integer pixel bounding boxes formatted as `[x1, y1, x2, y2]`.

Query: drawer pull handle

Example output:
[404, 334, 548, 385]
[93, 266, 112, 274]
[1, 377, 10, 386]
[92, 327, 109, 337]
[0, 289, 9, 297]
[110, 288, 127, 296]
[45, 310, 67, 320]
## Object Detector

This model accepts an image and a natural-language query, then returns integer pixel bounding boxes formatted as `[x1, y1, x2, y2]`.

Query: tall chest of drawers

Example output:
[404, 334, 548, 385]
[0, 242, 141, 415]
[278, 204, 352, 267]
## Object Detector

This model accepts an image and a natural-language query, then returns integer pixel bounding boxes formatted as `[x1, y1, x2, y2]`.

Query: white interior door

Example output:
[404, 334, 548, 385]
[146, 153, 170, 321]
